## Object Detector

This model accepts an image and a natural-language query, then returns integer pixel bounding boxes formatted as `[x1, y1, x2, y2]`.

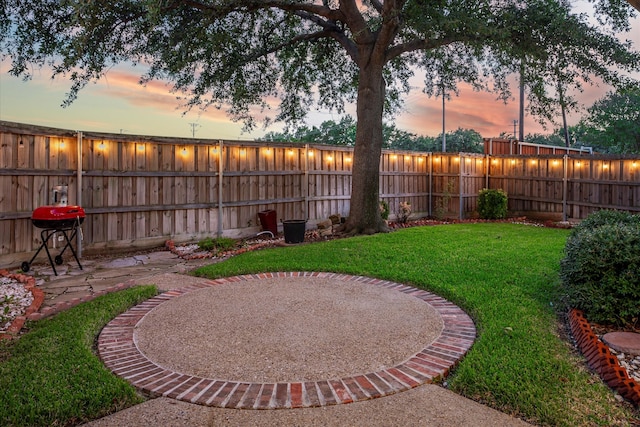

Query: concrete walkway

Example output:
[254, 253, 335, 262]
[22, 250, 530, 427]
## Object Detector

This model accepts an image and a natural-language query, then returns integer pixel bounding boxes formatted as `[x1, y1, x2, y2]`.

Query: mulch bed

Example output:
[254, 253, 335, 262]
[0, 270, 44, 340]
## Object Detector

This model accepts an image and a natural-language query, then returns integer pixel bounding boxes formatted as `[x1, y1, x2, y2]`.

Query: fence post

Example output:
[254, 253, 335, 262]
[304, 144, 309, 221]
[217, 140, 224, 237]
[459, 153, 463, 220]
[563, 154, 568, 222]
[428, 152, 433, 217]
[485, 154, 490, 190]
[76, 131, 83, 258]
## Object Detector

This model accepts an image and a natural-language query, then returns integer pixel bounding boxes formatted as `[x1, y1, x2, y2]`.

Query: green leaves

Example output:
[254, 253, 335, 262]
[560, 210, 640, 325]
[262, 117, 483, 152]
[477, 188, 508, 219]
[578, 85, 640, 153]
[3, 0, 638, 131]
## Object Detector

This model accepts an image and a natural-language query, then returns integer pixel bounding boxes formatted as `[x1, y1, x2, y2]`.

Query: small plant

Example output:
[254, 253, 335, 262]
[0, 294, 17, 329]
[560, 210, 640, 326]
[197, 236, 237, 253]
[477, 188, 508, 219]
[434, 179, 455, 220]
[396, 201, 412, 223]
[379, 200, 390, 220]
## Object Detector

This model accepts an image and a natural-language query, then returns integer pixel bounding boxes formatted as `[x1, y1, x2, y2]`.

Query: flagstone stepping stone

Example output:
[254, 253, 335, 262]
[602, 331, 640, 355]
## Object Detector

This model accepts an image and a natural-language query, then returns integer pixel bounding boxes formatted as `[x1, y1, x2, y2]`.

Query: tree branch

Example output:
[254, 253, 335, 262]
[369, 0, 383, 14]
[386, 37, 458, 61]
[175, 0, 342, 21]
[375, 0, 402, 56]
[164, 0, 359, 62]
[338, 0, 374, 45]
[240, 29, 336, 63]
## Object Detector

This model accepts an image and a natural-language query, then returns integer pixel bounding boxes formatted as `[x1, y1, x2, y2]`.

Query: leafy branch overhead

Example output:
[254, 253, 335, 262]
[2, 1, 637, 129]
[1, 0, 638, 234]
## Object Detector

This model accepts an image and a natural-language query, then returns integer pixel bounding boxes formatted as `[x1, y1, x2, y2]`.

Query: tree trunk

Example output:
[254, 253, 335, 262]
[344, 61, 388, 234]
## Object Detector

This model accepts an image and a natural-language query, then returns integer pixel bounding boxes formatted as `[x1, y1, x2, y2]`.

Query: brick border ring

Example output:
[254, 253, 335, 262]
[98, 272, 476, 409]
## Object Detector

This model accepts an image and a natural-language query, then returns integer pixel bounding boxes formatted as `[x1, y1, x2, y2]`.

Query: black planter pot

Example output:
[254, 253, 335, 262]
[282, 220, 306, 244]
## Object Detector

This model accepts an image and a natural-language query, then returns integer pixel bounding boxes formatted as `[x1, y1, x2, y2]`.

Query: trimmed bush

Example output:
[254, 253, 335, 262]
[560, 210, 640, 326]
[477, 188, 508, 219]
[570, 208, 640, 233]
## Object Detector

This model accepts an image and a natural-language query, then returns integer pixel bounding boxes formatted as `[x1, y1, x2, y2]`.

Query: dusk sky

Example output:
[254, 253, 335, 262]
[0, 2, 638, 142]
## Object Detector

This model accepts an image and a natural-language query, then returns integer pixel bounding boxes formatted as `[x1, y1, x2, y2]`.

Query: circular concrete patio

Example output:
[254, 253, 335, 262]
[98, 272, 476, 409]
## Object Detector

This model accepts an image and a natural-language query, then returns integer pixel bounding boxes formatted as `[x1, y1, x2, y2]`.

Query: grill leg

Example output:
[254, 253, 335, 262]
[25, 240, 46, 269]
[23, 229, 60, 275]
[40, 229, 58, 276]
[57, 227, 83, 271]
[25, 225, 83, 275]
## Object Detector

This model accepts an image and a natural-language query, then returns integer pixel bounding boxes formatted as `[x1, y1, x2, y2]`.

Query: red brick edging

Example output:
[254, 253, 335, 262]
[569, 308, 640, 406]
[0, 269, 44, 340]
[98, 272, 476, 409]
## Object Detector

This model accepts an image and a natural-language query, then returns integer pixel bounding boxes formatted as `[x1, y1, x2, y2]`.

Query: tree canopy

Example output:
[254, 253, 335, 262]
[576, 85, 640, 153]
[1, 0, 639, 233]
[263, 117, 483, 153]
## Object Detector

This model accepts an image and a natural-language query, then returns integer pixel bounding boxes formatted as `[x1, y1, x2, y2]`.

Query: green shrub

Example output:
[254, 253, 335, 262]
[379, 200, 390, 220]
[477, 188, 508, 219]
[198, 236, 237, 252]
[560, 210, 640, 326]
[570, 209, 640, 235]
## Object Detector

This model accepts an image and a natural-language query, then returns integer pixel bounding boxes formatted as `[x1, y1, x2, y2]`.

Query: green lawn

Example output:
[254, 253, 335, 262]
[194, 223, 636, 426]
[0, 223, 636, 426]
[0, 286, 157, 427]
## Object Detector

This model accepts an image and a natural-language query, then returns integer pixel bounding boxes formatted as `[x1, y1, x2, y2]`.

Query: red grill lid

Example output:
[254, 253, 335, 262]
[31, 205, 85, 229]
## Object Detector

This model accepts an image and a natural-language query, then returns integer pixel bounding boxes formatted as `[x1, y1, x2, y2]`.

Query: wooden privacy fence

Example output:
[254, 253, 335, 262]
[489, 155, 640, 220]
[1, 121, 640, 267]
[0, 122, 433, 266]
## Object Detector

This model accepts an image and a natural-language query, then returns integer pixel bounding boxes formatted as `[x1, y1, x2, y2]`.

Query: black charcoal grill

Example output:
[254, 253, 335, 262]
[22, 205, 85, 275]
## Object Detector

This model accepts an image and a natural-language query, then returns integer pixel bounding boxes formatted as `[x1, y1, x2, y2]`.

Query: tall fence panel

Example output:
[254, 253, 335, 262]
[460, 154, 487, 216]
[307, 146, 353, 220]
[380, 152, 429, 218]
[488, 155, 640, 220]
[489, 156, 566, 219]
[429, 153, 485, 219]
[431, 154, 460, 218]
[566, 157, 640, 219]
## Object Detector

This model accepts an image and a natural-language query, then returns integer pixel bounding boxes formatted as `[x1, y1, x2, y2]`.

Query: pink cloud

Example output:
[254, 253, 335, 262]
[397, 84, 546, 138]
[94, 68, 283, 126]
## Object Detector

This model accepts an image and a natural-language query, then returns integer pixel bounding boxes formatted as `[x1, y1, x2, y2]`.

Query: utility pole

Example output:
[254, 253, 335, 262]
[441, 80, 446, 152]
[189, 123, 201, 138]
[513, 120, 518, 139]
[519, 61, 525, 142]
